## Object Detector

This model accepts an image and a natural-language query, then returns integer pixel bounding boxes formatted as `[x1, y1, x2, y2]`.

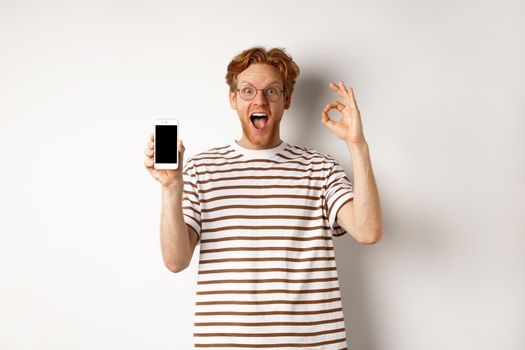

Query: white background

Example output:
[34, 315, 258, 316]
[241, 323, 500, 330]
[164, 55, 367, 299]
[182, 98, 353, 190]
[1, 0, 524, 349]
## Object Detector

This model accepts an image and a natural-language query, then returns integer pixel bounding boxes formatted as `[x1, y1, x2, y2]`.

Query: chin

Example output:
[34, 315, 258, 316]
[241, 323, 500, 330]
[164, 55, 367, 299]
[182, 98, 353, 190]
[247, 134, 272, 147]
[240, 118, 280, 147]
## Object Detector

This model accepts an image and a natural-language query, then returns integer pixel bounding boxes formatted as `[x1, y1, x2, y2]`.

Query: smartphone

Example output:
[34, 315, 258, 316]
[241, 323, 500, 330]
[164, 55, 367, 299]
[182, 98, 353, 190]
[154, 119, 179, 170]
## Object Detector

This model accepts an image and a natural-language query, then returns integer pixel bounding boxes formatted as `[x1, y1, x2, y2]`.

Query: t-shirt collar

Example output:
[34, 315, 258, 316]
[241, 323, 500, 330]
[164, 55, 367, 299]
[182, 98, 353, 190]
[231, 139, 288, 159]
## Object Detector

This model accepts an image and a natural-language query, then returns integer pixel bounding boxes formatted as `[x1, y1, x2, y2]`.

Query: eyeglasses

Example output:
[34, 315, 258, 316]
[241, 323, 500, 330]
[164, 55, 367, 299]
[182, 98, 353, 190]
[236, 85, 285, 102]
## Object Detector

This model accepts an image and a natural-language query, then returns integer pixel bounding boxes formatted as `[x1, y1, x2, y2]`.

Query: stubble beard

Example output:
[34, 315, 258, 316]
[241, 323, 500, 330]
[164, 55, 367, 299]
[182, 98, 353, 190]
[240, 117, 280, 148]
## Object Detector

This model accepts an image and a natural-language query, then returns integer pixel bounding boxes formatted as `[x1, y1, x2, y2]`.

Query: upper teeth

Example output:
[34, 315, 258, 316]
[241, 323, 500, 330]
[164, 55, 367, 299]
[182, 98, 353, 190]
[252, 113, 267, 117]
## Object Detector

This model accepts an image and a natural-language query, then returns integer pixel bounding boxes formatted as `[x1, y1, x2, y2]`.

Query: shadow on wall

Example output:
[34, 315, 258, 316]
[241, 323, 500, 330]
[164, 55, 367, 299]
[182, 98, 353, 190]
[285, 70, 328, 149]
[285, 65, 355, 171]
[334, 238, 379, 350]
[290, 60, 450, 350]
[290, 67, 378, 349]
[334, 193, 450, 349]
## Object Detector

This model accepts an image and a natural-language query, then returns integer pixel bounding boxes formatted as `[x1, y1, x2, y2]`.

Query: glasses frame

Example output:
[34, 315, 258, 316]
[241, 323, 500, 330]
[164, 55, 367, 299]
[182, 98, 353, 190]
[235, 85, 285, 102]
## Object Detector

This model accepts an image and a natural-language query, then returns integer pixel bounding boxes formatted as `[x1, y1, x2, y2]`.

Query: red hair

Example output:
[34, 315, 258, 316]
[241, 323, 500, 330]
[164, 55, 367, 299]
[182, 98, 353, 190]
[226, 47, 300, 97]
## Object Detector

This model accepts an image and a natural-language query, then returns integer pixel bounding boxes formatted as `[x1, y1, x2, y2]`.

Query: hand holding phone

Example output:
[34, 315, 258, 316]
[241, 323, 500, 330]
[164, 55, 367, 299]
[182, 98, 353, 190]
[144, 119, 184, 188]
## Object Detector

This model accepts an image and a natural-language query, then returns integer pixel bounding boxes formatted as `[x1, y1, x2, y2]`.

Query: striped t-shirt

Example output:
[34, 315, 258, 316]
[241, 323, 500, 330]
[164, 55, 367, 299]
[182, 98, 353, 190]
[182, 140, 354, 349]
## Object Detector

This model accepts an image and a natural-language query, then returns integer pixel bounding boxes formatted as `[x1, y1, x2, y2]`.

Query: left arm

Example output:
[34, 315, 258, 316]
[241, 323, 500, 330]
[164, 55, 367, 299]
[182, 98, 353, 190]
[322, 81, 384, 244]
[337, 141, 383, 244]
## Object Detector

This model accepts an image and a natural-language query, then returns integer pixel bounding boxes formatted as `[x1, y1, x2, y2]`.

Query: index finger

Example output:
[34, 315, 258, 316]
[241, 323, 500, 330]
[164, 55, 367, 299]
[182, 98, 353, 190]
[338, 81, 353, 105]
[330, 81, 351, 105]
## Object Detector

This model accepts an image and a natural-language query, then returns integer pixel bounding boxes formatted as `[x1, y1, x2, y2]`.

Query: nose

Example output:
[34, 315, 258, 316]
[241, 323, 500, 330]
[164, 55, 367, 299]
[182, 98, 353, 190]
[253, 89, 268, 105]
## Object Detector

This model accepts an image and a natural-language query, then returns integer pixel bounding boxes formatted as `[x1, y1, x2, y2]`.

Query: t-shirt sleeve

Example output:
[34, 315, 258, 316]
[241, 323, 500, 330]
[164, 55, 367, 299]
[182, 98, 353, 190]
[324, 160, 354, 237]
[182, 159, 202, 245]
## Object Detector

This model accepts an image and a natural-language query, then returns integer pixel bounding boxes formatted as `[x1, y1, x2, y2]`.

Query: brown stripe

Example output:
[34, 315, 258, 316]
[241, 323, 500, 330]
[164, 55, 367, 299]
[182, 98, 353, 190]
[326, 170, 347, 190]
[200, 193, 322, 203]
[184, 214, 201, 228]
[195, 317, 344, 327]
[183, 189, 199, 199]
[187, 223, 200, 236]
[326, 185, 347, 204]
[331, 197, 354, 231]
[195, 307, 343, 316]
[182, 205, 200, 215]
[196, 297, 341, 306]
[201, 236, 331, 244]
[283, 148, 325, 159]
[277, 152, 334, 163]
[200, 246, 334, 254]
[197, 277, 337, 285]
[289, 145, 334, 160]
[326, 186, 348, 216]
[182, 197, 200, 206]
[198, 175, 326, 185]
[195, 157, 328, 168]
[328, 191, 353, 221]
[199, 184, 323, 194]
[202, 204, 322, 213]
[289, 145, 307, 151]
[288, 145, 317, 154]
[196, 287, 340, 295]
[199, 257, 335, 265]
[195, 165, 332, 176]
[194, 336, 347, 348]
[201, 225, 331, 233]
[198, 267, 337, 274]
[202, 214, 323, 223]
[210, 144, 231, 151]
[194, 327, 346, 337]
[183, 180, 198, 189]
[193, 154, 243, 162]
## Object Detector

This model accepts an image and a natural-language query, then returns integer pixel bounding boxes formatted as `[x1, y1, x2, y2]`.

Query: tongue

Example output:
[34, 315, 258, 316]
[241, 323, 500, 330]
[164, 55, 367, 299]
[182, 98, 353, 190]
[253, 117, 268, 129]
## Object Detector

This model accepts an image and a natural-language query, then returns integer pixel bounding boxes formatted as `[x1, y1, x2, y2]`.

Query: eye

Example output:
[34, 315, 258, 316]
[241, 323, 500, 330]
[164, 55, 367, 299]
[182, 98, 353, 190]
[265, 87, 276, 95]
[265, 87, 281, 96]
[241, 86, 255, 95]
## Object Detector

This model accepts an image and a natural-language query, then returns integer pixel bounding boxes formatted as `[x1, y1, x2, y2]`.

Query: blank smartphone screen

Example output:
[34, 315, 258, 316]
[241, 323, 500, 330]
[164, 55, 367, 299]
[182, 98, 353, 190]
[155, 125, 178, 163]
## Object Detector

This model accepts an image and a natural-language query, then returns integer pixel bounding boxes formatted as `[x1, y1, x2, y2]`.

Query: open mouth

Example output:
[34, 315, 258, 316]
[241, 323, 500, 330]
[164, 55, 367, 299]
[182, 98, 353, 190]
[250, 113, 269, 130]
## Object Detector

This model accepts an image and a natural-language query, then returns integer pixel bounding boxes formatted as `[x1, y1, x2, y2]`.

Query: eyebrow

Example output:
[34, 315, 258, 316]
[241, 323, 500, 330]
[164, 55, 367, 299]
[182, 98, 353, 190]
[238, 80, 282, 86]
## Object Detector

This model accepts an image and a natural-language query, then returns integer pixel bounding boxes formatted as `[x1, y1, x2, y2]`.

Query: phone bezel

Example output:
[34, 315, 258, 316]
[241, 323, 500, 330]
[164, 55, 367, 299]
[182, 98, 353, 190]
[154, 118, 179, 170]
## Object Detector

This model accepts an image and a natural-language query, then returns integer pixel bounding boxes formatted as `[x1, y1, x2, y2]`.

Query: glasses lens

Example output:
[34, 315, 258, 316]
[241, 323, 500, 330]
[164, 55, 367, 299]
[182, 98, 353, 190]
[238, 86, 283, 101]
[264, 87, 281, 101]
[240, 86, 256, 100]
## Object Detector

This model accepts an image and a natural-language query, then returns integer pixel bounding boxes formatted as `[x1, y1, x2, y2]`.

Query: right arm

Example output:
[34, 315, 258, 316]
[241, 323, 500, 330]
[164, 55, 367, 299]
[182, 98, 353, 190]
[160, 184, 199, 272]
[144, 133, 198, 273]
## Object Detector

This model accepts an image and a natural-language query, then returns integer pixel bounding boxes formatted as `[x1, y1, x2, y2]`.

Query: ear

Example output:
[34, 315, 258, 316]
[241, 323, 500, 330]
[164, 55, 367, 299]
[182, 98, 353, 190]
[229, 90, 237, 110]
[284, 93, 292, 110]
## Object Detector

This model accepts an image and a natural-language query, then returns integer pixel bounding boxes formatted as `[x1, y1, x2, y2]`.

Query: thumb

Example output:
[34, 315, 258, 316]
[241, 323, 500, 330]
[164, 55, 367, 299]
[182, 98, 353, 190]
[321, 112, 337, 132]
[178, 139, 185, 167]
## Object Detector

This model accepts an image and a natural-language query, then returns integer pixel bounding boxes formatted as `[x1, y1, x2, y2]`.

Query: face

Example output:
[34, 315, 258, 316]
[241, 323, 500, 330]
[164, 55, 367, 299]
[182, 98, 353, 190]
[229, 63, 291, 150]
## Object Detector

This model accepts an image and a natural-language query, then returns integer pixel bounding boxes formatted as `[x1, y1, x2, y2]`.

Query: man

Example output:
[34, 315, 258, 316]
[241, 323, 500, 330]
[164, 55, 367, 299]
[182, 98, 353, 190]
[144, 47, 383, 349]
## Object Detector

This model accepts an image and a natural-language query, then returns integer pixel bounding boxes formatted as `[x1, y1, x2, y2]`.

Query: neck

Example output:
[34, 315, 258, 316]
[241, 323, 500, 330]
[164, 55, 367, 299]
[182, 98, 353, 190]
[237, 136, 282, 150]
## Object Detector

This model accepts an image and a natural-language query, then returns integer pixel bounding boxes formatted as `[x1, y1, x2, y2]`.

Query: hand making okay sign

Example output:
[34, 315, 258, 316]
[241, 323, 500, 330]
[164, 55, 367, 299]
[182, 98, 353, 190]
[321, 81, 366, 144]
